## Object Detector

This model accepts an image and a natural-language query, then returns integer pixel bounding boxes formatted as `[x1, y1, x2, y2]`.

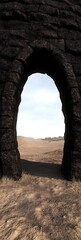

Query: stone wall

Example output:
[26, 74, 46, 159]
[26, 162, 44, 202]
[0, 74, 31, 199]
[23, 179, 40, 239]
[0, 0, 81, 180]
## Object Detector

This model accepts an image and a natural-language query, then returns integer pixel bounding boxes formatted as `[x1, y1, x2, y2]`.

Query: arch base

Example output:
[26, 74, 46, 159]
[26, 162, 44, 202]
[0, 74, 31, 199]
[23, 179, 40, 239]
[0, 147, 81, 181]
[61, 153, 81, 181]
[0, 149, 22, 180]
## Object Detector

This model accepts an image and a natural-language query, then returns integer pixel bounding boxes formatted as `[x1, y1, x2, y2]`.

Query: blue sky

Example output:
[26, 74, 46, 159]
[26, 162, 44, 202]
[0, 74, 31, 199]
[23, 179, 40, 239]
[17, 73, 65, 138]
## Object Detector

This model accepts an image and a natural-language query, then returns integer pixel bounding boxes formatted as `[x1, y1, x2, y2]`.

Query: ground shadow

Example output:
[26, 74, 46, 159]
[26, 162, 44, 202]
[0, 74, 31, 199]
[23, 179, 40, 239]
[21, 159, 64, 180]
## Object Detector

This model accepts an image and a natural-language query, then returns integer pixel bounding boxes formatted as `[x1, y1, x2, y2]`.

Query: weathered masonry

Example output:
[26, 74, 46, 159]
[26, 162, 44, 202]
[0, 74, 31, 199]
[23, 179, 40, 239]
[0, 0, 81, 180]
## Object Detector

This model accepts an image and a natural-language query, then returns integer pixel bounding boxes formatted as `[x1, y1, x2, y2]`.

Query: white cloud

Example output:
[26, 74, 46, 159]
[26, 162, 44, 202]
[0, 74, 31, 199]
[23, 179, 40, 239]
[17, 112, 64, 138]
[33, 89, 59, 104]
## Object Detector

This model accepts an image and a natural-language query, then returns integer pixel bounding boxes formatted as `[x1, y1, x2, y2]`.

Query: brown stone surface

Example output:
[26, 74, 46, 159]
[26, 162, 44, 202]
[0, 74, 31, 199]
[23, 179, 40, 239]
[0, 0, 81, 180]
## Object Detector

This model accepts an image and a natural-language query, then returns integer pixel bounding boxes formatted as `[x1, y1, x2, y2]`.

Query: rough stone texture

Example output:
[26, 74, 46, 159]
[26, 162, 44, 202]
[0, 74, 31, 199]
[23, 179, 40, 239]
[0, 0, 81, 180]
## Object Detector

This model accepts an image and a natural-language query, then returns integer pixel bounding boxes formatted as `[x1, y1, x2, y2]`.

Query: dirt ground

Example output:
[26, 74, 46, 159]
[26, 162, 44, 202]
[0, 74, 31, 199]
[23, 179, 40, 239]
[0, 137, 81, 240]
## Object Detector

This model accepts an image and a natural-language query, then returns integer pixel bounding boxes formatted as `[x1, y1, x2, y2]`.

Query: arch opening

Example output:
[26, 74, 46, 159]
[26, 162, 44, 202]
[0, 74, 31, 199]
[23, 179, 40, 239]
[17, 72, 65, 176]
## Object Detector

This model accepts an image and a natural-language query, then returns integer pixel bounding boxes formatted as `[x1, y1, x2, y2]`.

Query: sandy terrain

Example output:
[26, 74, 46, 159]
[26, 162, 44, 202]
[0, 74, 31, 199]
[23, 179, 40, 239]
[0, 137, 81, 240]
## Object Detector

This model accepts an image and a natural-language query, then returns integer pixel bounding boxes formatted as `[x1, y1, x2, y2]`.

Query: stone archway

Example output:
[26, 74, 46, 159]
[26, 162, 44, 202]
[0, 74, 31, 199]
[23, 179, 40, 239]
[0, 0, 81, 180]
[0, 43, 81, 180]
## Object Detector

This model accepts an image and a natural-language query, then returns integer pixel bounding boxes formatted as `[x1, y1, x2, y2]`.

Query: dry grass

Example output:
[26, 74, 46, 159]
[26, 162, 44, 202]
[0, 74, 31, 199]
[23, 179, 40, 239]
[0, 137, 81, 240]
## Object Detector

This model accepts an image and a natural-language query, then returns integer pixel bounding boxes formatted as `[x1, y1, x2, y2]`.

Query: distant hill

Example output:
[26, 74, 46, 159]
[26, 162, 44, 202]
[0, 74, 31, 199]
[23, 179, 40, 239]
[41, 136, 64, 141]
